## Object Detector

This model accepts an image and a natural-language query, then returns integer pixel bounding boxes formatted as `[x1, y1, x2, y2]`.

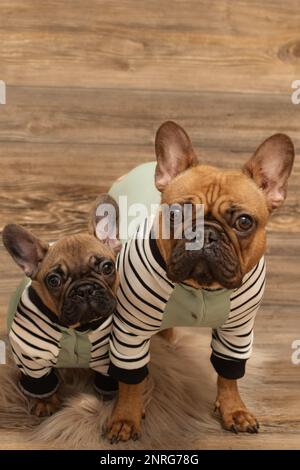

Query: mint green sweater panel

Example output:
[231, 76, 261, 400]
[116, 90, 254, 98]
[55, 328, 91, 368]
[109, 162, 160, 244]
[161, 284, 231, 329]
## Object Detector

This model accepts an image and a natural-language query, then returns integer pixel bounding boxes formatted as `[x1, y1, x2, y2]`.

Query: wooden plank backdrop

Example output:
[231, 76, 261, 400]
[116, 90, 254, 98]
[0, 0, 300, 449]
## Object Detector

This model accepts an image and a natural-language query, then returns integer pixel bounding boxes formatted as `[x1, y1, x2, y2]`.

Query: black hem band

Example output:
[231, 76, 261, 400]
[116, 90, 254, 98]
[210, 353, 246, 380]
[19, 369, 60, 398]
[94, 371, 119, 392]
[108, 363, 149, 384]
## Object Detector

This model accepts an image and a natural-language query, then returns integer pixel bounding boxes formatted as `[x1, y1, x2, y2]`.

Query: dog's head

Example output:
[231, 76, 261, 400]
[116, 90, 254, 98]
[3, 194, 121, 327]
[155, 121, 295, 289]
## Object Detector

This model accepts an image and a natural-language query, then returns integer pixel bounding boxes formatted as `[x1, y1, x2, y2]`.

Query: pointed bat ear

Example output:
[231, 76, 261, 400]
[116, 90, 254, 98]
[88, 194, 121, 254]
[2, 224, 49, 278]
[154, 121, 198, 192]
[243, 133, 295, 212]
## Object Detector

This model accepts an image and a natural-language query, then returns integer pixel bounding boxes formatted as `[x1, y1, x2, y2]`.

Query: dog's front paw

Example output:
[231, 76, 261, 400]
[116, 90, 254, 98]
[31, 393, 61, 417]
[215, 400, 259, 434]
[104, 415, 142, 443]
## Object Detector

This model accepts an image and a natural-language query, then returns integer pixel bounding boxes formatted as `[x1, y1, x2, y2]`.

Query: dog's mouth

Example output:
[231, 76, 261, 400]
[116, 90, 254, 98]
[166, 225, 242, 290]
[60, 280, 116, 327]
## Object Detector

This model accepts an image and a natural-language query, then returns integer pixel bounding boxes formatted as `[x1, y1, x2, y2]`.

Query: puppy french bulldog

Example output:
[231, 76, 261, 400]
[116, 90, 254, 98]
[104, 121, 295, 442]
[2, 194, 120, 417]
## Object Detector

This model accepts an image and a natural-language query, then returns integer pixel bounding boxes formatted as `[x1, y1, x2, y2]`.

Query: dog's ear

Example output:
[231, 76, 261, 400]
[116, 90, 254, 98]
[89, 194, 121, 254]
[2, 224, 49, 278]
[243, 134, 295, 211]
[155, 121, 198, 192]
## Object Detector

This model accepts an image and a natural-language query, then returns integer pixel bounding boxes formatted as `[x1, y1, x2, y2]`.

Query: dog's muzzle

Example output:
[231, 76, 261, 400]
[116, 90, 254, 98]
[167, 224, 242, 289]
[61, 281, 116, 327]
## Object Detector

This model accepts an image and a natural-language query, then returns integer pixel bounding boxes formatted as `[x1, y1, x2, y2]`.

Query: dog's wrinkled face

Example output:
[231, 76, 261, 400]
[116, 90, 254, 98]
[159, 166, 268, 289]
[155, 121, 295, 289]
[3, 194, 121, 328]
[33, 233, 118, 327]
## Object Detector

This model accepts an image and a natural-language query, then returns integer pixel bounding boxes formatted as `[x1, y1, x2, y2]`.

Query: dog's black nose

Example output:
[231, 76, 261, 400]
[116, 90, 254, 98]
[204, 227, 219, 246]
[76, 283, 96, 298]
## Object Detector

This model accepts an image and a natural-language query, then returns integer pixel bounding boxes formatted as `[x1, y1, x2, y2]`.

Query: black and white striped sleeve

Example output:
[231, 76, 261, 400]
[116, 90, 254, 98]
[109, 223, 174, 384]
[9, 288, 62, 397]
[210, 257, 266, 379]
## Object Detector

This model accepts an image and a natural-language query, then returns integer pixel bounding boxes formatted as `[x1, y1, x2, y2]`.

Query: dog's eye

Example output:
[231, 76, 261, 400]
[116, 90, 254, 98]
[169, 204, 183, 224]
[234, 214, 254, 232]
[46, 273, 62, 288]
[100, 260, 114, 276]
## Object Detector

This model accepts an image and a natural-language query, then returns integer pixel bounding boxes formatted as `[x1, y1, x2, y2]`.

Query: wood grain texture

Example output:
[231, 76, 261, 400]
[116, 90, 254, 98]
[0, 0, 300, 450]
[1, 87, 300, 148]
[1, 0, 300, 93]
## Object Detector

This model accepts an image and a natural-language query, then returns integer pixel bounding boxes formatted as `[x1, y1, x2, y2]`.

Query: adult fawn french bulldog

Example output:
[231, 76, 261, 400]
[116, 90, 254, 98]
[2, 194, 120, 417]
[104, 121, 295, 442]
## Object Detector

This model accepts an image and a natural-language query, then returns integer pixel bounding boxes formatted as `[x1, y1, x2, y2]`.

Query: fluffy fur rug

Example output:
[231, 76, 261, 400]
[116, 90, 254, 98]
[0, 329, 225, 449]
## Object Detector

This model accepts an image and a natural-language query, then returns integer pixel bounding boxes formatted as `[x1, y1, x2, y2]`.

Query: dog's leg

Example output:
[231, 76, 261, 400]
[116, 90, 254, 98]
[105, 379, 146, 443]
[215, 376, 259, 433]
[30, 392, 61, 417]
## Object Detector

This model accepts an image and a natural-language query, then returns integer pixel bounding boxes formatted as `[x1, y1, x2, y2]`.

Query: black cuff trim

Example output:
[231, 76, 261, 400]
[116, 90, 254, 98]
[19, 369, 60, 398]
[108, 363, 148, 384]
[94, 372, 119, 393]
[210, 353, 246, 380]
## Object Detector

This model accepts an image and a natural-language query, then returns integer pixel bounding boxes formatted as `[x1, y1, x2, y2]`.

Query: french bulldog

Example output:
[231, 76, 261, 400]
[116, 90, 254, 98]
[104, 121, 295, 442]
[2, 194, 120, 417]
